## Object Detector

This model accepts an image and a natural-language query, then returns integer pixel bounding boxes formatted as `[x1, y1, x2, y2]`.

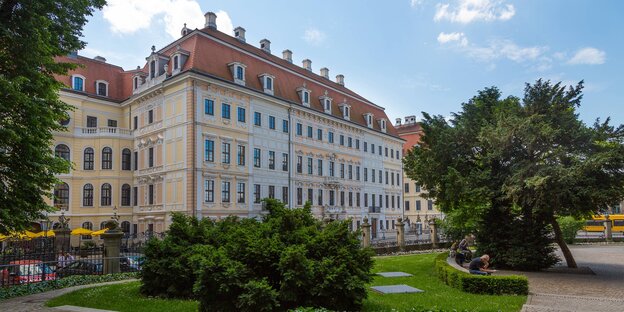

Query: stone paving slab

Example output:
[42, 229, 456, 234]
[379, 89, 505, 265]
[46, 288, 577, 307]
[370, 284, 423, 294]
[54, 306, 117, 312]
[522, 293, 624, 312]
[376, 271, 413, 277]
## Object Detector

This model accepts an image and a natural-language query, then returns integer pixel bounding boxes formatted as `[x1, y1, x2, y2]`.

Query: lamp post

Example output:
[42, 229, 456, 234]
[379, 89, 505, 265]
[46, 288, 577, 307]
[40, 212, 52, 282]
[605, 212, 612, 242]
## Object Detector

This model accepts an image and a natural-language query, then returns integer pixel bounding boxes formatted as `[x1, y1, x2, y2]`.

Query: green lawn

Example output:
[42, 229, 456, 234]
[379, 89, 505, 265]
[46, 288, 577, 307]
[46, 253, 526, 312]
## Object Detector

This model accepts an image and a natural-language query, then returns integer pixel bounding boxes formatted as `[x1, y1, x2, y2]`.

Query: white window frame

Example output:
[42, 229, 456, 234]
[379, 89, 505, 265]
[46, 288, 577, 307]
[258, 73, 275, 95]
[364, 113, 374, 128]
[95, 80, 109, 97]
[228, 62, 247, 86]
[319, 92, 332, 114]
[71, 74, 85, 92]
[339, 103, 351, 121]
[296, 86, 311, 107]
[379, 118, 387, 133]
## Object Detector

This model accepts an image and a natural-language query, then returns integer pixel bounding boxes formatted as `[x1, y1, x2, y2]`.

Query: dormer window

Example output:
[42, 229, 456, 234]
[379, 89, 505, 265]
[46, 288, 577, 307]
[173, 55, 179, 70]
[379, 118, 387, 133]
[228, 62, 247, 86]
[96, 80, 108, 97]
[258, 74, 275, 95]
[339, 102, 351, 121]
[296, 84, 311, 107]
[319, 91, 332, 114]
[170, 46, 189, 76]
[72, 75, 85, 91]
[364, 113, 374, 128]
[149, 60, 156, 79]
[133, 77, 139, 90]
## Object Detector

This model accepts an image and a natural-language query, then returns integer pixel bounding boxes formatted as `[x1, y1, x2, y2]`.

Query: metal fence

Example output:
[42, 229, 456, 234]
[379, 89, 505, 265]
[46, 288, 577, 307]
[0, 235, 146, 288]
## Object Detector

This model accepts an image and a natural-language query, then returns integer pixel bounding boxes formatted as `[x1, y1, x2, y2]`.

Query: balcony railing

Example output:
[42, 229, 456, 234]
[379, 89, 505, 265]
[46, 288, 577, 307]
[75, 127, 133, 138]
[369, 206, 381, 213]
[324, 176, 340, 185]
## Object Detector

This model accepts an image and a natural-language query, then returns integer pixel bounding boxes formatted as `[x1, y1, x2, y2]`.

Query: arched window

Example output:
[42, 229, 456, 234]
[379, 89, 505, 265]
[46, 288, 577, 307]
[121, 184, 131, 206]
[121, 221, 131, 234]
[121, 148, 131, 170]
[53, 182, 69, 210]
[101, 183, 112, 206]
[83, 183, 93, 206]
[83, 147, 94, 170]
[72, 76, 84, 91]
[55, 144, 70, 161]
[100, 221, 107, 230]
[96, 81, 108, 97]
[81, 221, 93, 240]
[149, 60, 156, 78]
[102, 147, 112, 169]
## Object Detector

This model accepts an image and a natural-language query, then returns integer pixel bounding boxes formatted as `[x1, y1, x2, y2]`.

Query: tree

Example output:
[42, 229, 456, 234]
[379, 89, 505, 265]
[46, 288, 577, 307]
[404, 80, 624, 269]
[0, 0, 105, 234]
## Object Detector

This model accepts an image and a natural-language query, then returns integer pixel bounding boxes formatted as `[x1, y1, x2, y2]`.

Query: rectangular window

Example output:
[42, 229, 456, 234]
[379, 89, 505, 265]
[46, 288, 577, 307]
[355, 139, 360, 150]
[148, 110, 153, 124]
[254, 184, 261, 203]
[236, 66, 244, 80]
[398, 196, 401, 209]
[340, 135, 344, 146]
[348, 137, 352, 148]
[282, 120, 288, 133]
[348, 192, 353, 207]
[133, 116, 138, 130]
[282, 153, 288, 171]
[330, 161, 335, 177]
[237, 145, 245, 166]
[204, 180, 214, 202]
[222, 103, 231, 119]
[391, 195, 395, 208]
[348, 165, 353, 180]
[86, 116, 97, 128]
[356, 192, 360, 207]
[297, 156, 303, 173]
[254, 148, 261, 167]
[364, 142, 368, 152]
[378, 145, 382, 155]
[415, 184, 421, 192]
[269, 116, 276, 129]
[405, 200, 410, 211]
[221, 142, 230, 164]
[416, 200, 421, 211]
[297, 188, 303, 205]
[405, 183, 410, 193]
[317, 159, 323, 176]
[328, 132, 334, 143]
[107, 119, 117, 128]
[371, 144, 375, 154]
[329, 190, 335, 206]
[307, 188, 313, 204]
[296, 123, 302, 136]
[148, 147, 154, 167]
[317, 129, 322, 140]
[385, 171, 389, 184]
[340, 164, 345, 179]
[73, 76, 83, 91]
[356, 166, 360, 180]
[204, 99, 214, 115]
[205, 140, 214, 162]
[372, 169, 376, 183]
[364, 193, 368, 208]
[282, 186, 288, 204]
[237, 182, 245, 203]
[222, 181, 230, 202]
[133, 186, 138, 206]
[428, 200, 433, 210]
[307, 126, 313, 138]
[340, 191, 345, 206]
[269, 151, 275, 170]
[254, 112, 261, 126]
[385, 147, 388, 157]
[237, 107, 246, 122]
[307, 157, 313, 175]
[133, 151, 138, 171]
[317, 189, 323, 206]
[148, 184, 154, 205]
[364, 168, 368, 181]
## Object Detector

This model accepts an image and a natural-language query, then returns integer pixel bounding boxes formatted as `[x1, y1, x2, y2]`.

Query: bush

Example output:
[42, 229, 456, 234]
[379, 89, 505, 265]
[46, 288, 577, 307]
[141, 199, 374, 311]
[434, 253, 528, 295]
[557, 216, 585, 244]
[0, 272, 138, 301]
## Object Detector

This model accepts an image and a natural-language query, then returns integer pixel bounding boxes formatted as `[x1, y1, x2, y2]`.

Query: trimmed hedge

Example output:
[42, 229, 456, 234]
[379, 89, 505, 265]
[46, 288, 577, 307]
[0, 272, 138, 301]
[434, 253, 528, 295]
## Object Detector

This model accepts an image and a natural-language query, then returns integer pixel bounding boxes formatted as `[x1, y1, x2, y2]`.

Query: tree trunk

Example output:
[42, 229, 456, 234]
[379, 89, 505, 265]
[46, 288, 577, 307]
[550, 217, 577, 268]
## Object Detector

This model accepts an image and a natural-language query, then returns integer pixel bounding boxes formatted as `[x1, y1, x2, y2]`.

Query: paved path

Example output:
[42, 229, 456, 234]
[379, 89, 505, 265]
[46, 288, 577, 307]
[0, 279, 137, 312]
[509, 244, 624, 312]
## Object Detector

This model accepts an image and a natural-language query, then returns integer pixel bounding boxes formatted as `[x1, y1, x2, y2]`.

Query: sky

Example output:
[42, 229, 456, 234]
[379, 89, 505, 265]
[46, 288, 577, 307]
[79, 0, 624, 125]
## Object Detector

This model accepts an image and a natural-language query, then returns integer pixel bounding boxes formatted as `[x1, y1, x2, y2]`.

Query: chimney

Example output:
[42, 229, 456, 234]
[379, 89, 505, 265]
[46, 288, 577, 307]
[282, 49, 293, 63]
[395, 118, 402, 126]
[181, 23, 190, 37]
[204, 12, 217, 29]
[260, 39, 271, 53]
[94, 56, 106, 62]
[336, 74, 344, 86]
[320, 67, 329, 79]
[302, 59, 312, 71]
[234, 27, 246, 42]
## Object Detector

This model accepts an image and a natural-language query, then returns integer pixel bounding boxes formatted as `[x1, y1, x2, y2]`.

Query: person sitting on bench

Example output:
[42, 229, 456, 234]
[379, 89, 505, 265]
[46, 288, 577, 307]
[468, 254, 496, 275]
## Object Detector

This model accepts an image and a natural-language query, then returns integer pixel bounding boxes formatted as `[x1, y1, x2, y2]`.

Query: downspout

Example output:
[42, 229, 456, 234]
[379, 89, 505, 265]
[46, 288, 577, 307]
[288, 107, 293, 208]
[191, 79, 196, 218]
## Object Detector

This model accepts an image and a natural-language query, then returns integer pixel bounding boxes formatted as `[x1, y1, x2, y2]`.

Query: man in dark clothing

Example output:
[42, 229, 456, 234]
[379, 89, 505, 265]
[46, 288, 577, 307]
[468, 254, 496, 275]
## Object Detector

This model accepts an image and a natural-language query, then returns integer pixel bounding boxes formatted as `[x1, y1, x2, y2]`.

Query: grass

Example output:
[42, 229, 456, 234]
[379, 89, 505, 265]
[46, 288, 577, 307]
[363, 253, 526, 312]
[46, 281, 198, 312]
[46, 253, 526, 312]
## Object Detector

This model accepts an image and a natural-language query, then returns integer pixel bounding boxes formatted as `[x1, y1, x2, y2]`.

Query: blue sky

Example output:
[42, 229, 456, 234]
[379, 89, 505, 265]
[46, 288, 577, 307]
[79, 0, 624, 125]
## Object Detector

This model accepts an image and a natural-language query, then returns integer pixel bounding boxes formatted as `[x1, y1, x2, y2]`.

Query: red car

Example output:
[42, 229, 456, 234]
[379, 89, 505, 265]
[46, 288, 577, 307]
[1, 260, 56, 285]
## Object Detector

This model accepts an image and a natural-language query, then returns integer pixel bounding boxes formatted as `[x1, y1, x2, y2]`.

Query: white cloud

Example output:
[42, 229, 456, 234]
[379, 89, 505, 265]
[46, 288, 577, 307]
[303, 28, 326, 45]
[437, 32, 468, 46]
[568, 47, 606, 65]
[102, 0, 233, 39]
[434, 0, 515, 23]
[410, 0, 426, 8]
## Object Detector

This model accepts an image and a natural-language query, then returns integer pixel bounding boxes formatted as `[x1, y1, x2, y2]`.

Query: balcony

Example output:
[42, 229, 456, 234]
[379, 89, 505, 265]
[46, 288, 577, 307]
[324, 176, 341, 186]
[369, 206, 381, 214]
[74, 127, 133, 139]
[133, 74, 167, 95]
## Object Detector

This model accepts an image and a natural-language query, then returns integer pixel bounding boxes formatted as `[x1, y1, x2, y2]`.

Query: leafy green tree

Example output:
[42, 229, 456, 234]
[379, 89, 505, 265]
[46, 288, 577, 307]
[557, 216, 585, 244]
[0, 0, 105, 234]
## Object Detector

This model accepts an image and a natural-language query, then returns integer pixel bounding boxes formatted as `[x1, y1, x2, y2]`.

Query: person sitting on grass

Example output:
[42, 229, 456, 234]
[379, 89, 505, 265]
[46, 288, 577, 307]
[468, 254, 497, 275]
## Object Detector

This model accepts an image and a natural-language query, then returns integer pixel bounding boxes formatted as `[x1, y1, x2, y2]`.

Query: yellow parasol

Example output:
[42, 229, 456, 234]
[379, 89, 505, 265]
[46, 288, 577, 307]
[90, 228, 109, 236]
[71, 228, 93, 235]
[34, 230, 55, 238]
[24, 231, 39, 238]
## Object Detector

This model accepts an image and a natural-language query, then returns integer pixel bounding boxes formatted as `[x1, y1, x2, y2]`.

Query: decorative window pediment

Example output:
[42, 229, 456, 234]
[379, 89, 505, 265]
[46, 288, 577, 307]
[228, 62, 247, 86]
[258, 73, 275, 95]
[319, 90, 332, 114]
[296, 82, 311, 107]
[378, 118, 387, 133]
[71, 74, 85, 92]
[170, 45, 190, 75]
[338, 100, 351, 121]
[363, 113, 374, 128]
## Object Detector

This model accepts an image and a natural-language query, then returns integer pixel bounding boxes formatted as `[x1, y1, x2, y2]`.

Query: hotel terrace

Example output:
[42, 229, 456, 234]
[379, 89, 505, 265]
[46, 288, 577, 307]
[49, 11, 405, 239]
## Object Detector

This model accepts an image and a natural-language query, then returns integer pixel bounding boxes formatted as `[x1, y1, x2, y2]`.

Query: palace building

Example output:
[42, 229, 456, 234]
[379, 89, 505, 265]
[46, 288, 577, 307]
[48, 12, 405, 238]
